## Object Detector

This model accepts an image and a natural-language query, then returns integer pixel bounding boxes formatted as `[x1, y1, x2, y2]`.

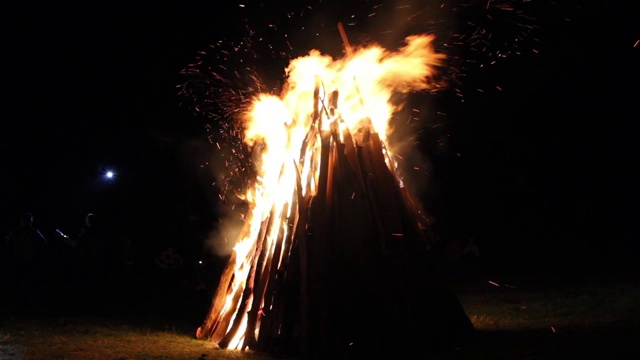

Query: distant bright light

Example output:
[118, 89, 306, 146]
[105, 171, 114, 179]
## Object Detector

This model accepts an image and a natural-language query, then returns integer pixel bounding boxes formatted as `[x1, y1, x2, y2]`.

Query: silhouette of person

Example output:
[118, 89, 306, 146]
[76, 213, 110, 292]
[462, 237, 480, 268]
[443, 238, 463, 279]
[117, 236, 138, 290]
[446, 239, 463, 266]
[120, 236, 136, 273]
[4, 211, 48, 304]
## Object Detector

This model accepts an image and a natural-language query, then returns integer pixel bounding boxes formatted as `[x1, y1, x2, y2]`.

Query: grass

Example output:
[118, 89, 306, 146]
[442, 271, 640, 359]
[459, 281, 640, 331]
[1, 317, 273, 360]
[1, 271, 639, 359]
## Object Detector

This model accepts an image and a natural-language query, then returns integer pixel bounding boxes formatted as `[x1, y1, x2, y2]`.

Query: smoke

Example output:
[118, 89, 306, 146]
[387, 92, 438, 204]
[203, 202, 247, 257]
[197, 138, 251, 258]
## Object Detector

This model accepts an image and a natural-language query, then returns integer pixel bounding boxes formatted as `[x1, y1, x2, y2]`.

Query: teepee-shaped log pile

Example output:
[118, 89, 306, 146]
[196, 77, 474, 358]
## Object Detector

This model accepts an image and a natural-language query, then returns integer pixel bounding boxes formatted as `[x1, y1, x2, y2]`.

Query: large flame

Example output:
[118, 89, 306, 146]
[213, 34, 444, 349]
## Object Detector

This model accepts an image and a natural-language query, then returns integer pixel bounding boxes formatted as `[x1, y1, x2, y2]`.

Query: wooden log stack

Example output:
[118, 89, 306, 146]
[196, 81, 474, 359]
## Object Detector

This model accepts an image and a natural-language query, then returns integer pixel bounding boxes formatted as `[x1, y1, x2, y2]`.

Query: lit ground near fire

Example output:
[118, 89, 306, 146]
[1, 274, 638, 360]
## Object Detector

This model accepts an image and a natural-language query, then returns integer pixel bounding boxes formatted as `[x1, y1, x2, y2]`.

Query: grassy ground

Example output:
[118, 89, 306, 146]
[0, 318, 272, 360]
[446, 273, 640, 359]
[1, 268, 639, 359]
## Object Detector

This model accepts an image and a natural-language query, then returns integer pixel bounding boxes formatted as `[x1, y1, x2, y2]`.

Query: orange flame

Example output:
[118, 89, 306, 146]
[219, 34, 444, 349]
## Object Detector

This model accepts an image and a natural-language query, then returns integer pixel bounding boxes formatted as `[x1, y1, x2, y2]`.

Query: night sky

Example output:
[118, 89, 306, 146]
[2, 1, 637, 276]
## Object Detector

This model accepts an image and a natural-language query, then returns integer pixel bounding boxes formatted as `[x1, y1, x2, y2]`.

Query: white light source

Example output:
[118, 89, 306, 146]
[105, 171, 114, 179]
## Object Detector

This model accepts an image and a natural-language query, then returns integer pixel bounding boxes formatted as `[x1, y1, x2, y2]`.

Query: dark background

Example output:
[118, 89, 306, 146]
[1, 1, 637, 284]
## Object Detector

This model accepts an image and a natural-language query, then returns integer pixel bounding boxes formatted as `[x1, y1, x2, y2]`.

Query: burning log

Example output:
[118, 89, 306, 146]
[197, 28, 474, 359]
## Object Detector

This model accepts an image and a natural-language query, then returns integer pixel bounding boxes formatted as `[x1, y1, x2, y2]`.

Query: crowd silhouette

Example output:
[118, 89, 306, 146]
[1, 211, 111, 315]
[0, 208, 219, 320]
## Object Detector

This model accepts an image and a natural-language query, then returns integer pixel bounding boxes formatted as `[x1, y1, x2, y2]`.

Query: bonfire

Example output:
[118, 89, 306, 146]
[196, 24, 474, 359]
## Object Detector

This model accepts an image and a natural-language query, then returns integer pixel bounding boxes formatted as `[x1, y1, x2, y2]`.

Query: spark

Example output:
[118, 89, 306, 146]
[179, 0, 541, 205]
